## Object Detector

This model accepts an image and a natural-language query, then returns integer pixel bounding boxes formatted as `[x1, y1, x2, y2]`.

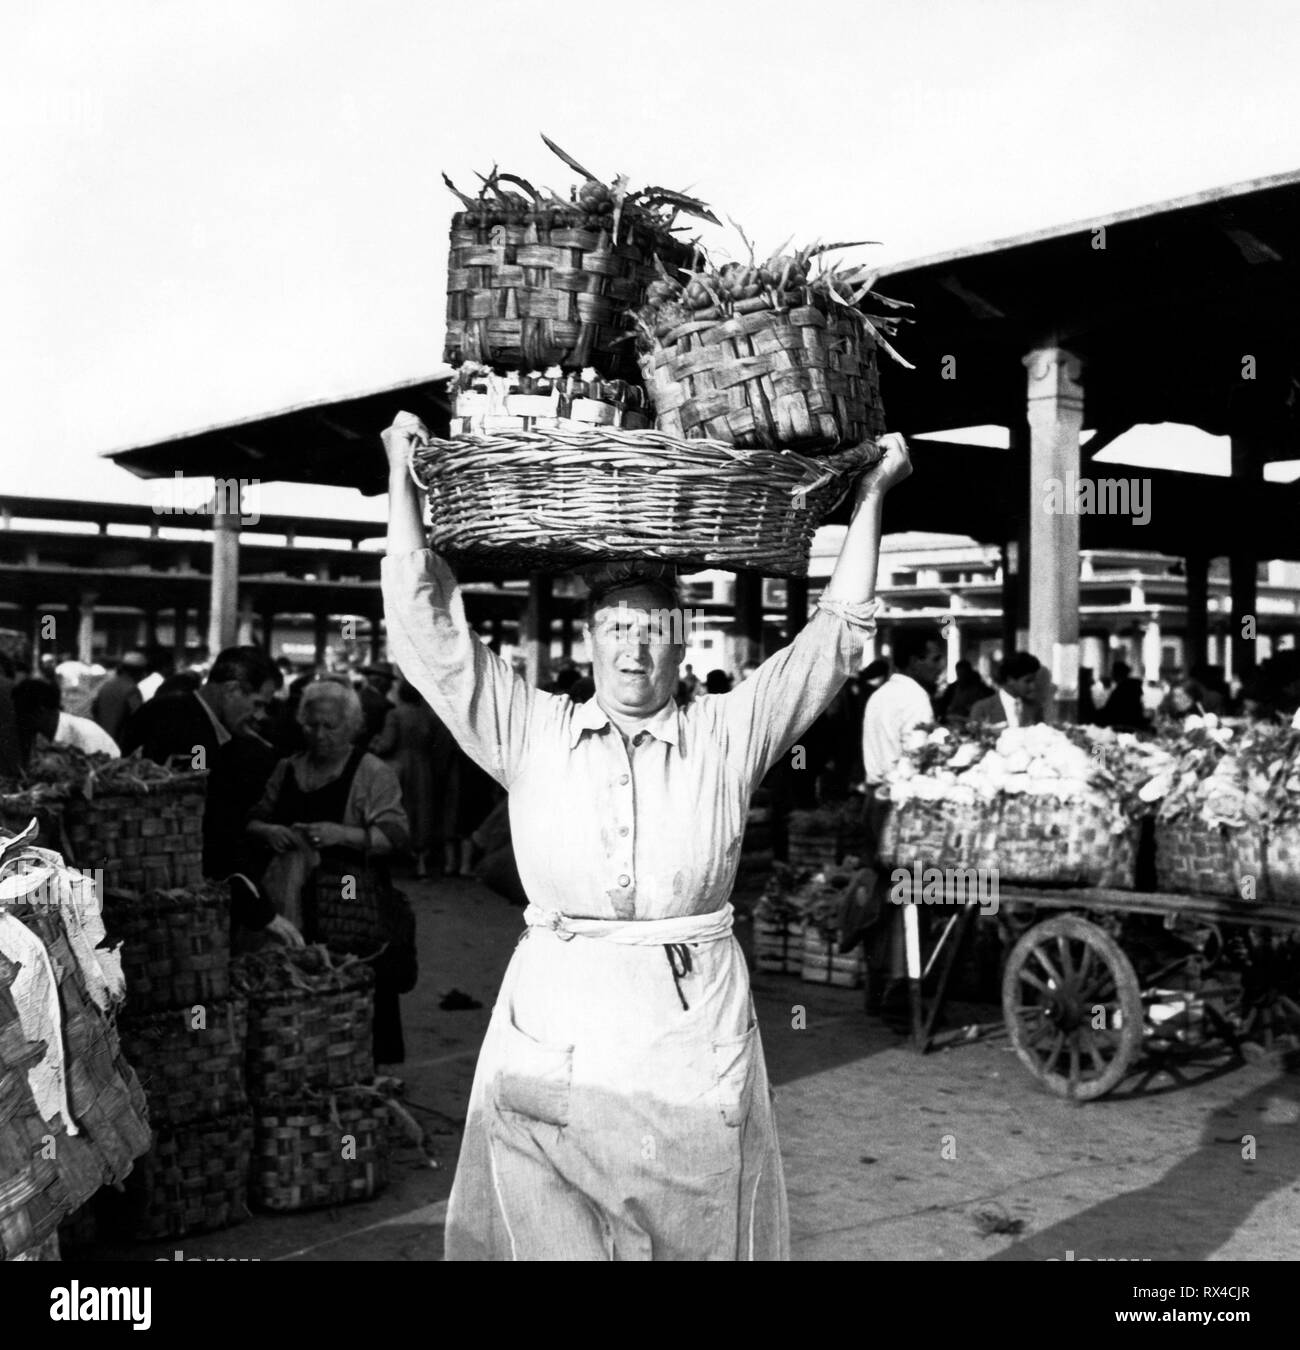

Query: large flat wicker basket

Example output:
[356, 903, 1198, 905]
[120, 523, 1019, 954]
[445, 208, 692, 380]
[410, 428, 877, 576]
[639, 302, 887, 453]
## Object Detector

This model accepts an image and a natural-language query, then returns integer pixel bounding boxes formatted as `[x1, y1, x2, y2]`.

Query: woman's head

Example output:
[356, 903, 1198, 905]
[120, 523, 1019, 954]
[585, 577, 687, 718]
[297, 680, 364, 757]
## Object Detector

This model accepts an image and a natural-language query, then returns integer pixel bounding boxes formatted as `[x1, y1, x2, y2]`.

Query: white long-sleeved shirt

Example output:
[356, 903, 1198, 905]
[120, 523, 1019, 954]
[862, 672, 934, 785]
[382, 548, 878, 919]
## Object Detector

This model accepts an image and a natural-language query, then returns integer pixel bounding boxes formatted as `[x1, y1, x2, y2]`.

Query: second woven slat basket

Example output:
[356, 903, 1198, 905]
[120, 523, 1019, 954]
[410, 427, 877, 577]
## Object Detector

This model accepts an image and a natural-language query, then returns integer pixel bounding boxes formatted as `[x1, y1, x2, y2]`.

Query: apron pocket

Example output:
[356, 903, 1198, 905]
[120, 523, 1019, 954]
[710, 1020, 758, 1128]
[495, 1015, 574, 1127]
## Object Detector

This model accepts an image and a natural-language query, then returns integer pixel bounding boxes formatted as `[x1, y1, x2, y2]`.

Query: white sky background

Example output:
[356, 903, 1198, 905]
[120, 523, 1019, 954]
[5, 0, 1300, 524]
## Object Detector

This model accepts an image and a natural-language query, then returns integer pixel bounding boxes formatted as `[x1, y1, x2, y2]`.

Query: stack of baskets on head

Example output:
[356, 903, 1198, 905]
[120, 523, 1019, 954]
[413, 135, 905, 579]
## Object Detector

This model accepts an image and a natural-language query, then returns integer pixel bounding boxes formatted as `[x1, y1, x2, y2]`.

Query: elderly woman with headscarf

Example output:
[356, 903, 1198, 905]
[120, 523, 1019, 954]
[246, 680, 412, 1062]
[381, 410, 911, 1261]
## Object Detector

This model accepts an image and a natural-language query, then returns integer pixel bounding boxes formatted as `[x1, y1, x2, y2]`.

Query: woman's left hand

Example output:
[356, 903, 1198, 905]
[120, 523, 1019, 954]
[295, 821, 346, 849]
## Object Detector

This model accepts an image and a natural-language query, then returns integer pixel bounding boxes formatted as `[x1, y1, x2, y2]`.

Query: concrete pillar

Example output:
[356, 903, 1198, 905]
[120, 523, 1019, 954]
[490, 615, 504, 654]
[1080, 634, 1107, 680]
[77, 589, 97, 664]
[1000, 541, 1018, 660]
[523, 573, 551, 687]
[559, 611, 574, 658]
[259, 607, 276, 657]
[236, 595, 256, 646]
[1230, 432, 1263, 678]
[208, 503, 241, 656]
[785, 576, 810, 639]
[313, 612, 330, 668]
[1141, 619, 1162, 681]
[1024, 346, 1084, 722]
[173, 604, 190, 662]
[1185, 553, 1208, 671]
[369, 612, 383, 665]
[945, 616, 961, 681]
[733, 573, 764, 672]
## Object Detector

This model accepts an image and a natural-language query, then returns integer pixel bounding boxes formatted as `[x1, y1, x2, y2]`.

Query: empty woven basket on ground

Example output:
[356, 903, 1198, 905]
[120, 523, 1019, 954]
[104, 1112, 252, 1241]
[234, 950, 375, 1099]
[101, 882, 230, 1015]
[1154, 816, 1262, 898]
[250, 1086, 390, 1213]
[410, 429, 876, 577]
[118, 997, 249, 1128]
[639, 302, 886, 454]
[445, 207, 692, 379]
[63, 772, 207, 892]
[1263, 820, 1300, 903]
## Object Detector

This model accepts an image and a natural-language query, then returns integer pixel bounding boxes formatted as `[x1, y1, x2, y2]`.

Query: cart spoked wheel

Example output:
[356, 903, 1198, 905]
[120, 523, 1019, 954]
[1002, 915, 1143, 1101]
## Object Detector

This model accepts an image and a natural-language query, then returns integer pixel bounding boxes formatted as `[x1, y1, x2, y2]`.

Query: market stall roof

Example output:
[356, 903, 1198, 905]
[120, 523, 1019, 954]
[102, 372, 453, 495]
[874, 168, 1300, 454]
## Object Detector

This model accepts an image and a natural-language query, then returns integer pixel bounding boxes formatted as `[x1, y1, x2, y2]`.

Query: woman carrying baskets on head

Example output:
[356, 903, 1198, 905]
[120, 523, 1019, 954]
[381, 410, 911, 1262]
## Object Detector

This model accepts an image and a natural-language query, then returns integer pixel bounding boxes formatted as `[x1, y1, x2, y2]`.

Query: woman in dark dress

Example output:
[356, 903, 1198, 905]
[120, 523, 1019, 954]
[247, 681, 411, 1063]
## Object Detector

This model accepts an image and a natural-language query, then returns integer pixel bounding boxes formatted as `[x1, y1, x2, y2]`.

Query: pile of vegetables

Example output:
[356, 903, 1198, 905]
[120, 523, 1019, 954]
[1, 743, 199, 805]
[753, 861, 810, 926]
[230, 943, 372, 997]
[1149, 721, 1300, 829]
[443, 133, 718, 245]
[630, 227, 914, 368]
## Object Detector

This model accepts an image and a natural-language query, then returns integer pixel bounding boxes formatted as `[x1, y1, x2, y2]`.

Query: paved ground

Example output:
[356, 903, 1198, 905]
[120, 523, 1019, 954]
[88, 876, 1300, 1262]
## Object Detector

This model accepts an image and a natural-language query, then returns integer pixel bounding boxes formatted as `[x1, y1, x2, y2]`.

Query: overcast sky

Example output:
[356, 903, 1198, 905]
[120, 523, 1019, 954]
[6, 0, 1300, 522]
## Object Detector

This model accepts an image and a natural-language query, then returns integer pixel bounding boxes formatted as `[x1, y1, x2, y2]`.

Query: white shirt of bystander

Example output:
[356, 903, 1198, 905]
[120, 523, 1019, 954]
[862, 671, 934, 785]
[55, 712, 120, 757]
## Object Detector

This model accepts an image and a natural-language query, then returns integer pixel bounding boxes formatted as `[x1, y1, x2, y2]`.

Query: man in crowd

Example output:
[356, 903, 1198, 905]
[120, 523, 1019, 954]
[851, 625, 945, 1020]
[120, 645, 300, 945]
[1098, 659, 1148, 730]
[13, 677, 120, 759]
[358, 663, 396, 743]
[91, 651, 148, 741]
[970, 651, 1043, 726]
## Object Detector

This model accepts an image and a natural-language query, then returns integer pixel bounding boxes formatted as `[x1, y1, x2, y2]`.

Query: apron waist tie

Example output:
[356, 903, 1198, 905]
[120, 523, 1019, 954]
[522, 902, 734, 946]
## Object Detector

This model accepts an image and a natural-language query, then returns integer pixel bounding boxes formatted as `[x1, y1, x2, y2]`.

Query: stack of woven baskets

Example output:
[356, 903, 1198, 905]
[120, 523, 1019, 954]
[414, 136, 897, 579]
[233, 946, 388, 1214]
[98, 882, 253, 1242]
[0, 838, 152, 1262]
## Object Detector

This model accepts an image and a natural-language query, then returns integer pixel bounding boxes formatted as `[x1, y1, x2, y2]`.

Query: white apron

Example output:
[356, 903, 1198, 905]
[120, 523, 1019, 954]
[444, 902, 789, 1261]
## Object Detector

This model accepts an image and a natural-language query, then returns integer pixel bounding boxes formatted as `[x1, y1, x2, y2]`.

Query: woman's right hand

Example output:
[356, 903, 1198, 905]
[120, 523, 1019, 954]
[381, 411, 432, 476]
[257, 823, 303, 854]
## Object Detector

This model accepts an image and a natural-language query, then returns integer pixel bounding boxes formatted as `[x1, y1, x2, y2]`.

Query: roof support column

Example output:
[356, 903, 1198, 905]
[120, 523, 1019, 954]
[208, 502, 241, 657]
[313, 612, 330, 668]
[1230, 432, 1264, 679]
[1184, 553, 1208, 671]
[77, 589, 97, 665]
[1024, 346, 1084, 723]
[523, 573, 551, 688]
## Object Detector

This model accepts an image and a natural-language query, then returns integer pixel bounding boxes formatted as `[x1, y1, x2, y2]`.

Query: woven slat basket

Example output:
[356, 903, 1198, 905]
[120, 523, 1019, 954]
[445, 208, 692, 379]
[251, 1087, 390, 1213]
[119, 997, 249, 1128]
[992, 794, 1136, 888]
[877, 796, 994, 873]
[308, 864, 387, 956]
[410, 428, 875, 577]
[799, 928, 864, 987]
[1263, 821, 1300, 904]
[102, 883, 231, 1015]
[237, 961, 375, 1099]
[106, 1112, 252, 1241]
[63, 773, 207, 892]
[1155, 817, 1262, 898]
[639, 302, 887, 454]
[0, 905, 151, 1258]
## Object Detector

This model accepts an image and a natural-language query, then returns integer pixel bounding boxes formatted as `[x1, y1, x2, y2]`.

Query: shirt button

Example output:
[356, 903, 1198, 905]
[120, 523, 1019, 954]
[619, 774, 630, 785]
[619, 826, 629, 837]
[618, 874, 631, 887]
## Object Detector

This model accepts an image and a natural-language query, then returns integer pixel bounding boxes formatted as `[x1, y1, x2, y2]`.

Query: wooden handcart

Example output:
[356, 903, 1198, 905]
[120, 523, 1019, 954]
[909, 884, 1300, 1101]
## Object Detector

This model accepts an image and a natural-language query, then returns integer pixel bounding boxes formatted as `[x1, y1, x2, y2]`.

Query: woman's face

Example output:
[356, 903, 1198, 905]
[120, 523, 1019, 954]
[300, 700, 351, 758]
